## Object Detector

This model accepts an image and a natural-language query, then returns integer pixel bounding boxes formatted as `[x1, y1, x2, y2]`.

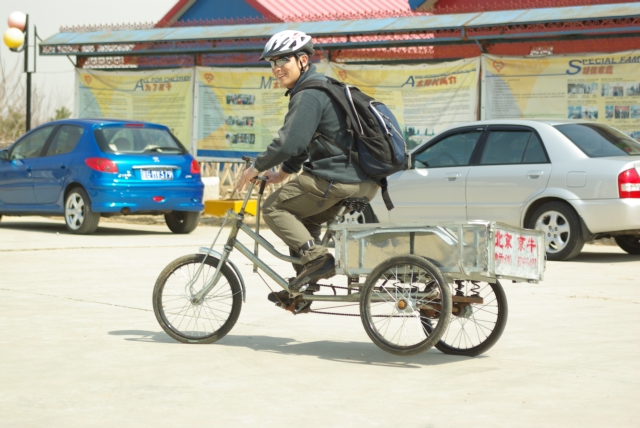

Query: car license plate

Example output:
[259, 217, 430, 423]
[141, 169, 174, 180]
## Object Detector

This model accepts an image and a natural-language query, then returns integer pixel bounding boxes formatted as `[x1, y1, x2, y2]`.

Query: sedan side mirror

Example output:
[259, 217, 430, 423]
[0, 150, 8, 161]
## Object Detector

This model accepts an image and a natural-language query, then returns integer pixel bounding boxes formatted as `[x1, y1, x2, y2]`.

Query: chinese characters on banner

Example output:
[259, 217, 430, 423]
[326, 59, 480, 150]
[75, 69, 194, 145]
[482, 50, 640, 139]
[75, 50, 640, 160]
[493, 227, 542, 279]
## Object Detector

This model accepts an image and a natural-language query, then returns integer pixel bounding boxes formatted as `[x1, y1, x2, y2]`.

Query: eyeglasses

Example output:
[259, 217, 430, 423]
[269, 56, 292, 68]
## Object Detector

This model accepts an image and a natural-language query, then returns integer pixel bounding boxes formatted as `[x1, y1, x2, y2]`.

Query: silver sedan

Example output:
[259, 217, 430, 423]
[368, 119, 640, 261]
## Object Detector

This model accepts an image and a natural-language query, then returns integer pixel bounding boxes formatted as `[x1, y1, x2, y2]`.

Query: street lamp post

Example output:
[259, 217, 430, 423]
[4, 11, 37, 132]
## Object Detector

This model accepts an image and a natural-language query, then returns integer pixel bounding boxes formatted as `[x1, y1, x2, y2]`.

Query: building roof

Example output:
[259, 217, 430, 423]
[40, 2, 640, 66]
[251, 0, 414, 20]
[41, 2, 640, 48]
[158, 0, 418, 26]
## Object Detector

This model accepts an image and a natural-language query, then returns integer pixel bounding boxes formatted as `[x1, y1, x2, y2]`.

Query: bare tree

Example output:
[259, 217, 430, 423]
[0, 60, 66, 149]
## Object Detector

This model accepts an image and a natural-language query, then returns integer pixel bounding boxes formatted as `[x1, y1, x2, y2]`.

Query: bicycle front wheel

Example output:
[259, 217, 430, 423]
[153, 253, 242, 344]
[360, 255, 452, 356]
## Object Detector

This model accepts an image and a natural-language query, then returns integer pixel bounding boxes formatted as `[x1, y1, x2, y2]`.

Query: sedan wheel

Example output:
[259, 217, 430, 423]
[64, 188, 100, 234]
[340, 205, 377, 225]
[528, 201, 584, 261]
[614, 235, 640, 255]
[342, 210, 365, 224]
[164, 211, 200, 234]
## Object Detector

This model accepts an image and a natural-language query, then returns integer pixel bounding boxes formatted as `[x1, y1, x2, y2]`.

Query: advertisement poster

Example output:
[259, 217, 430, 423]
[326, 59, 480, 150]
[195, 63, 327, 160]
[75, 69, 194, 145]
[482, 51, 640, 139]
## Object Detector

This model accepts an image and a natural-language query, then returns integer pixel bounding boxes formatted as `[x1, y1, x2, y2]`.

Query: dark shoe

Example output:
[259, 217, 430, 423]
[267, 290, 291, 304]
[287, 276, 320, 292]
[289, 254, 335, 290]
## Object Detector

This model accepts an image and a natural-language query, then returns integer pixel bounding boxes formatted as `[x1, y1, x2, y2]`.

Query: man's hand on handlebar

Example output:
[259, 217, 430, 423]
[236, 166, 291, 191]
[236, 166, 261, 191]
[263, 170, 290, 185]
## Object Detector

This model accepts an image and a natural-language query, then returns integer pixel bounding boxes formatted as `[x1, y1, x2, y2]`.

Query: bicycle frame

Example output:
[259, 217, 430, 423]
[192, 177, 342, 304]
[191, 175, 442, 306]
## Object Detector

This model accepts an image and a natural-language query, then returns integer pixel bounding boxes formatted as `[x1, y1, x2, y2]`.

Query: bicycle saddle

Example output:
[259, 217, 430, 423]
[340, 197, 369, 212]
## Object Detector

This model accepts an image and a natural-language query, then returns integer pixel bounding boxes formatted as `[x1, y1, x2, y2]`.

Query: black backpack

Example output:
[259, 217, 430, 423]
[290, 76, 407, 210]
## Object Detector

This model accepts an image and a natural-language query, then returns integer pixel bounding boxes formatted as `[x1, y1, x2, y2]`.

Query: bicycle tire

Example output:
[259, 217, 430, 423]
[435, 280, 508, 357]
[360, 255, 452, 356]
[153, 253, 242, 344]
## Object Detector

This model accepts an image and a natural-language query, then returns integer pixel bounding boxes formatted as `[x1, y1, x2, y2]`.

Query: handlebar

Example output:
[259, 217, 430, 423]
[241, 156, 255, 166]
[240, 155, 265, 194]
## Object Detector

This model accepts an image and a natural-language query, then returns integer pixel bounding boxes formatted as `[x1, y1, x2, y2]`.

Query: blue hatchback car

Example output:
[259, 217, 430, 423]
[0, 119, 204, 234]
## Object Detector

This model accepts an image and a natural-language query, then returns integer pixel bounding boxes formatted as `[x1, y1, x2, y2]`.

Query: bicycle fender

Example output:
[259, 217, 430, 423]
[198, 247, 247, 302]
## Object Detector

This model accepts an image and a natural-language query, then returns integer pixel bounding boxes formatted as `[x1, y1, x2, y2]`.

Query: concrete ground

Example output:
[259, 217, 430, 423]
[0, 215, 638, 427]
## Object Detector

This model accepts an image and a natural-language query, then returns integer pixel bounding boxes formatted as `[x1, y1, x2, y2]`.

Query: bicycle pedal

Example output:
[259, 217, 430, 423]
[295, 301, 312, 314]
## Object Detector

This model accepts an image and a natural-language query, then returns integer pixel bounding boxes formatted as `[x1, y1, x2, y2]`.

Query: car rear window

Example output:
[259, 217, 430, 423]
[554, 123, 640, 157]
[94, 127, 187, 155]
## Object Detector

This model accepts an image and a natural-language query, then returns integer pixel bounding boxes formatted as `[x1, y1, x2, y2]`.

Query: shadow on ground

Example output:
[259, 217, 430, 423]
[108, 330, 471, 368]
[569, 251, 640, 264]
[0, 220, 168, 236]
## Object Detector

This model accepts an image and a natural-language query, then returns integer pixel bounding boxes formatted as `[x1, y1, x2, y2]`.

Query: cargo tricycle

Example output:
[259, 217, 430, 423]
[152, 160, 545, 357]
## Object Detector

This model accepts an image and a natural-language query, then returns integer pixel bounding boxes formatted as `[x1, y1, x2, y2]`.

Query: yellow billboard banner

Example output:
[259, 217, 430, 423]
[75, 69, 194, 145]
[326, 59, 480, 150]
[195, 63, 328, 160]
[482, 51, 640, 138]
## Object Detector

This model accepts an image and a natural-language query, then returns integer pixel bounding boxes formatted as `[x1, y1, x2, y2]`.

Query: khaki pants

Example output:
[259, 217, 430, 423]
[262, 171, 378, 266]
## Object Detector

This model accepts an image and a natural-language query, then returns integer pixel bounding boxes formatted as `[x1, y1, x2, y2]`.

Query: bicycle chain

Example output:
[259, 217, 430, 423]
[309, 310, 360, 316]
[305, 283, 435, 319]
[307, 283, 362, 317]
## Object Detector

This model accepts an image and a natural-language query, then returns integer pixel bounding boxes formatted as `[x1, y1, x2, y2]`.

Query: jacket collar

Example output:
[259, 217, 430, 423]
[285, 63, 318, 97]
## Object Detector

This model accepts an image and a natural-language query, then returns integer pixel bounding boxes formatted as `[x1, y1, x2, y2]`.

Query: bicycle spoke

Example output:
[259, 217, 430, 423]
[155, 256, 241, 342]
[436, 280, 505, 354]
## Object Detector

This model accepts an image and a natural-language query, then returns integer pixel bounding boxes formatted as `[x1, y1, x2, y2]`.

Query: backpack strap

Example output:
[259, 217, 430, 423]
[290, 79, 361, 162]
[311, 132, 344, 156]
[290, 79, 363, 138]
[293, 78, 396, 211]
[379, 177, 394, 210]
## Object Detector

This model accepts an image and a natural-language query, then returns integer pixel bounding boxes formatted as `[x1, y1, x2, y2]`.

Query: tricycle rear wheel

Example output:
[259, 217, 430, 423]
[360, 255, 452, 356]
[434, 280, 508, 357]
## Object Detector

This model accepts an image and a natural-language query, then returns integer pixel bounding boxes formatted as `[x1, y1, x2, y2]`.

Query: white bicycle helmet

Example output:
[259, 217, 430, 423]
[259, 30, 314, 61]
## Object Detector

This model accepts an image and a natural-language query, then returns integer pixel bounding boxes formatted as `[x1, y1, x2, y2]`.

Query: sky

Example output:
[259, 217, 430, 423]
[0, 0, 176, 116]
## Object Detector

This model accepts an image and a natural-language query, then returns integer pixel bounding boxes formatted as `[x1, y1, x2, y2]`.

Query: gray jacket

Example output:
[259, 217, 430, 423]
[254, 64, 375, 184]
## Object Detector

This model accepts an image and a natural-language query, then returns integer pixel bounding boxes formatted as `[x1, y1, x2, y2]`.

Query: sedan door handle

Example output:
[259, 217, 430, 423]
[445, 172, 462, 181]
[60, 164, 67, 169]
[527, 170, 544, 179]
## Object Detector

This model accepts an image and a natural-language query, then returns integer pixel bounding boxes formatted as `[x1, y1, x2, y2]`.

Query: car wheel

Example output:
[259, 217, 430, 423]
[527, 201, 584, 261]
[65, 187, 100, 234]
[165, 211, 200, 234]
[341, 204, 378, 225]
[614, 235, 640, 255]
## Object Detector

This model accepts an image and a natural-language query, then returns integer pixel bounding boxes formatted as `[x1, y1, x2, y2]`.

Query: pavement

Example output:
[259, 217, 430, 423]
[0, 215, 639, 427]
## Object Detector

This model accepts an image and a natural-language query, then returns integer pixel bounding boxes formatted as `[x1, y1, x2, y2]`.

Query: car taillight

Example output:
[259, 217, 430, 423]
[191, 159, 201, 174]
[618, 168, 640, 198]
[85, 158, 119, 173]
